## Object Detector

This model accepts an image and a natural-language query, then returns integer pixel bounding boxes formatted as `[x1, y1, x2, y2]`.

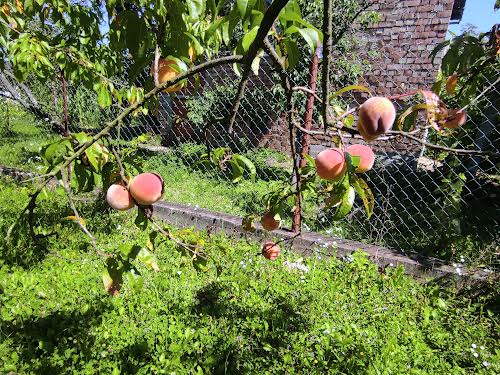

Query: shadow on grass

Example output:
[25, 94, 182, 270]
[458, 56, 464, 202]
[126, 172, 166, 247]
[0, 301, 112, 373]
[192, 281, 311, 373]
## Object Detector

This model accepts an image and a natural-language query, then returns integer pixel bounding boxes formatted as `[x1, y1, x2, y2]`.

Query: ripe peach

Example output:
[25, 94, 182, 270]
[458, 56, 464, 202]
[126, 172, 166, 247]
[446, 74, 458, 95]
[106, 183, 135, 211]
[357, 97, 396, 141]
[315, 148, 347, 180]
[129, 173, 164, 205]
[262, 241, 281, 261]
[150, 58, 183, 93]
[442, 109, 467, 129]
[261, 212, 280, 231]
[347, 144, 375, 173]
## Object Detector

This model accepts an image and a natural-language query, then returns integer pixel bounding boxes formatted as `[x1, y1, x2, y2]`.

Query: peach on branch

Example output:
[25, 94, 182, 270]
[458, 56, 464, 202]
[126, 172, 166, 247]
[261, 212, 281, 231]
[315, 148, 346, 180]
[106, 183, 135, 211]
[149, 58, 183, 93]
[129, 173, 164, 205]
[347, 144, 375, 173]
[262, 241, 281, 261]
[357, 97, 396, 141]
[442, 109, 467, 129]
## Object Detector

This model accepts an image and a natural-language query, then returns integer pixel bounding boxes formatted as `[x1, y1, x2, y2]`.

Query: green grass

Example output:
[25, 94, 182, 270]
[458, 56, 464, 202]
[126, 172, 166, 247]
[0, 178, 498, 374]
[142, 152, 281, 217]
[0, 105, 58, 171]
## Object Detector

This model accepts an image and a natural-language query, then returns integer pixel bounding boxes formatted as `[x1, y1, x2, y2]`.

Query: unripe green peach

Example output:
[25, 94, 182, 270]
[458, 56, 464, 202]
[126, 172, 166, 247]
[357, 97, 396, 141]
[129, 172, 164, 205]
[106, 183, 135, 211]
[315, 148, 347, 181]
[347, 144, 375, 173]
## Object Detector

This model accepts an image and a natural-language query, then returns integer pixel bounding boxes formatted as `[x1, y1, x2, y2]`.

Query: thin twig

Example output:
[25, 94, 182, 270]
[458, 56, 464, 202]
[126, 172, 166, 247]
[227, 0, 292, 134]
[461, 76, 500, 112]
[321, 0, 332, 134]
[61, 168, 112, 257]
[153, 44, 160, 87]
[292, 86, 323, 103]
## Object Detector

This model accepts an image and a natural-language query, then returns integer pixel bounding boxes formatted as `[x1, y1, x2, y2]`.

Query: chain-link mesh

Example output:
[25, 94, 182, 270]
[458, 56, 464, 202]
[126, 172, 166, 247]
[1, 24, 498, 265]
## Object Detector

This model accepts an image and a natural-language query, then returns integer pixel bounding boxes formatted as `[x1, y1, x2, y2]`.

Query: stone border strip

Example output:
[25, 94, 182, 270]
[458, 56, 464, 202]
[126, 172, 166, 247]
[1, 165, 493, 281]
[152, 201, 492, 281]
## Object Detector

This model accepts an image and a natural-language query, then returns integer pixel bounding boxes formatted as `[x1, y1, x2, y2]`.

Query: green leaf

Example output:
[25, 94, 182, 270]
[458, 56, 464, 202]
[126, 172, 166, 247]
[332, 186, 355, 220]
[430, 40, 450, 63]
[135, 209, 148, 230]
[345, 153, 360, 173]
[97, 84, 112, 108]
[137, 248, 160, 271]
[41, 139, 72, 165]
[351, 176, 374, 218]
[118, 243, 142, 259]
[285, 26, 320, 53]
[85, 143, 108, 172]
[237, 0, 249, 18]
[241, 26, 259, 53]
[283, 38, 299, 69]
[330, 85, 372, 98]
[187, 0, 204, 21]
[228, 159, 244, 183]
[395, 103, 428, 131]
[232, 154, 256, 177]
[441, 44, 458, 76]
[103, 257, 123, 296]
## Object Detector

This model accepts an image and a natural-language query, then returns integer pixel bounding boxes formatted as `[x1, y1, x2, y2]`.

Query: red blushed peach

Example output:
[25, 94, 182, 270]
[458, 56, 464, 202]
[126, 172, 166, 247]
[347, 144, 375, 173]
[262, 241, 281, 261]
[129, 172, 164, 205]
[261, 212, 280, 231]
[315, 148, 347, 181]
[106, 183, 135, 211]
[442, 109, 467, 129]
[357, 97, 396, 141]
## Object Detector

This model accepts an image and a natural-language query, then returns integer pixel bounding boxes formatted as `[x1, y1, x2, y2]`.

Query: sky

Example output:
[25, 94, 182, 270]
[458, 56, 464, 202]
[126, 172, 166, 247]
[448, 0, 499, 35]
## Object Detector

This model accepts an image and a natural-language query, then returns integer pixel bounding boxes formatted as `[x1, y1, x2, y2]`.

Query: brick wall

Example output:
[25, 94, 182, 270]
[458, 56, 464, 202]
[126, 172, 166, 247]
[360, 0, 454, 95]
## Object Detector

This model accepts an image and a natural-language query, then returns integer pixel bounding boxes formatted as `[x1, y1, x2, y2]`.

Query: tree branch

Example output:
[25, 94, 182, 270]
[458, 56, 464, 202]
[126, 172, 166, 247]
[321, 0, 332, 133]
[227, 0, 291, 134]
[0, 71, 66, 134]
[61, 169, 111, 257]
[14, 55, 243, 229]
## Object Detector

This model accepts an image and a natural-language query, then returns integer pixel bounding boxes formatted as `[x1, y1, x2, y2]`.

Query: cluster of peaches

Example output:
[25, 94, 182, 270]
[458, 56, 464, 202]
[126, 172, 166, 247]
[258, 97, 395, 260]
[106, 172, 164, 210]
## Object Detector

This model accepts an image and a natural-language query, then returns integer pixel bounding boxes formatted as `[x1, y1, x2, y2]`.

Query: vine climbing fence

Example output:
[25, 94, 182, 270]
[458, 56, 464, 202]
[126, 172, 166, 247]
[1, 35, 499, 267]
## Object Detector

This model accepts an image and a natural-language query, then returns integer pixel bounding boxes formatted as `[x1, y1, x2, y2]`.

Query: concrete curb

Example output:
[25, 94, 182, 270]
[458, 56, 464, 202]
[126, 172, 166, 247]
[152, 201, 491, 281]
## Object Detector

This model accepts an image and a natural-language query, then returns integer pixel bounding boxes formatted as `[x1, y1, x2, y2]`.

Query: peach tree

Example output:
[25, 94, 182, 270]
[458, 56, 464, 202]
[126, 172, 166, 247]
[1, 0, 497, 294]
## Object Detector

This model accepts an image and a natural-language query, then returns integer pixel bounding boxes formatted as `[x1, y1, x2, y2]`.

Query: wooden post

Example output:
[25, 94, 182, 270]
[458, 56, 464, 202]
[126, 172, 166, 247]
[292, 49, 320, 232]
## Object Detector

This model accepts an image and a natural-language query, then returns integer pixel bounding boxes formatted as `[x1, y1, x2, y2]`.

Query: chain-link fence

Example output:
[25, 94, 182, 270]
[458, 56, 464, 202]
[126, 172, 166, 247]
[1, 23, 498, 266]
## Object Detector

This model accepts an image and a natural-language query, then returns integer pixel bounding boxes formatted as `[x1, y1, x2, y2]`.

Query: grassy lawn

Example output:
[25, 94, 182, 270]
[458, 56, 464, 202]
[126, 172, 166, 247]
[0, 106, 59, 172]
[0, 178, 498, 374]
